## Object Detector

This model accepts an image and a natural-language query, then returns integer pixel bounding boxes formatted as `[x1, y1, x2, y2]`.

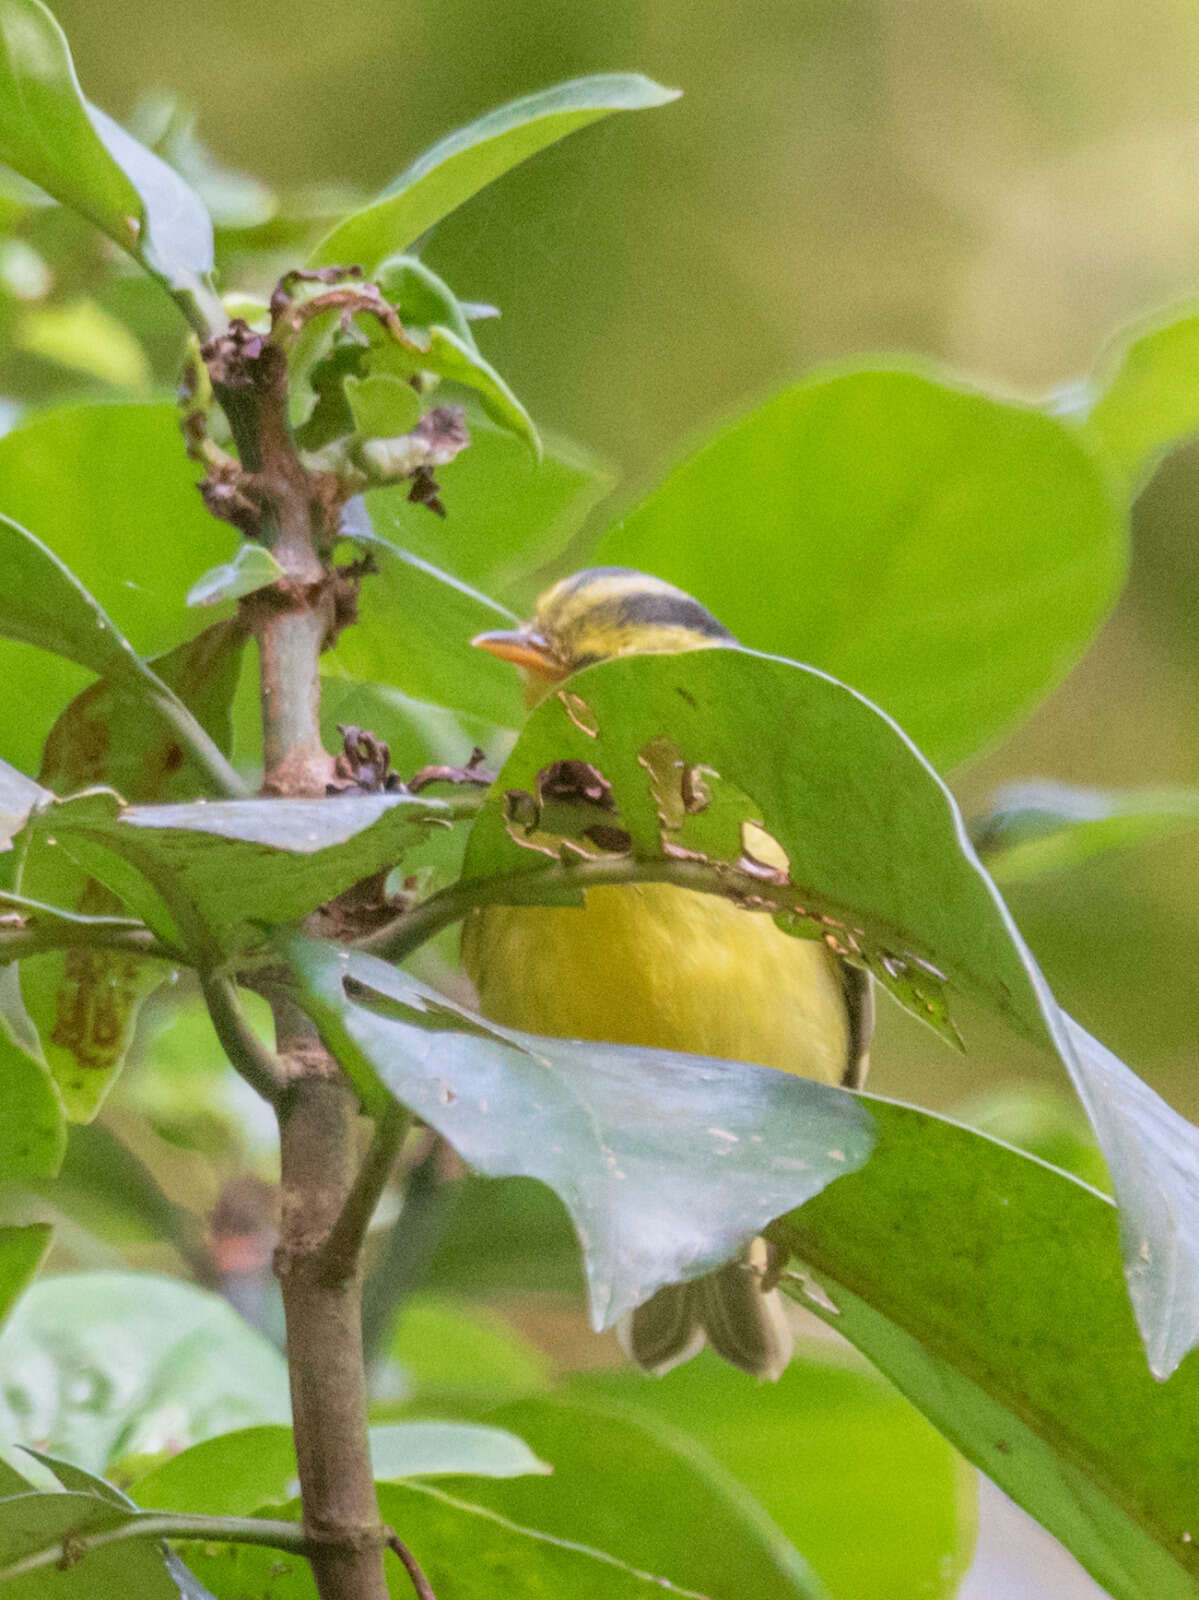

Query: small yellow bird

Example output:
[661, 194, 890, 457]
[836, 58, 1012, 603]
[465, 567, 872, 1379]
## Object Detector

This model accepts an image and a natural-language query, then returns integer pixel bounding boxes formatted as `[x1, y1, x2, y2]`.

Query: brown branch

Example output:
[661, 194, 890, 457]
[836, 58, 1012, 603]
[386, 1529, 438, 1600]
[318, 1101, 408, 1280]
[202, 283, 392, 1600]
[200, 971, 287, 1105]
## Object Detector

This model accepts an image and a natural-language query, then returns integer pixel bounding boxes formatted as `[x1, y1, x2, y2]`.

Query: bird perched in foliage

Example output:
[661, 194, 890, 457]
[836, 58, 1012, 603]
[465, 567, 872, 1379]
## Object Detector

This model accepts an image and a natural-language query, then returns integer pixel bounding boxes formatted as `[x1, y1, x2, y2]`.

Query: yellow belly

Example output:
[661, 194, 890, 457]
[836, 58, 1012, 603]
[462, 882, 850, 1083]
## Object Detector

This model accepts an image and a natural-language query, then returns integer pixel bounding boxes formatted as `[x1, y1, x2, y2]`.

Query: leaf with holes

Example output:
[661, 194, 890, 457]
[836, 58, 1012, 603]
[460, 646, 1199, 1377]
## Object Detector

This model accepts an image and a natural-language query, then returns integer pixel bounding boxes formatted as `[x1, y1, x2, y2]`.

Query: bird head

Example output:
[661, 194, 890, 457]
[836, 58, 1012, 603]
[472, 567, 734, 701]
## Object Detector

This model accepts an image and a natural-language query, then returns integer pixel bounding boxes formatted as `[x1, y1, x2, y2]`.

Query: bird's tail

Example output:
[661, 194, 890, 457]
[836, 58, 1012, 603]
[620, 1237, 793, 1381]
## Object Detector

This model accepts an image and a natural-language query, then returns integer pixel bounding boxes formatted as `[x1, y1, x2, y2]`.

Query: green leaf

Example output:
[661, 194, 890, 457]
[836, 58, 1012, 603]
[593, 367, 1124, 770]
[132, 1420, 547, 1517]
[0, 1272, 290, 1475]
[43, 791, 462, 953]
[0, 1034, 63, 1179]
[18, 621, 246, 1119]
[376, 253, 479, 346]
[0, 511, 147, 686]
[0, 1490, 209, 1600]
[362, 416, 615, 600]
[188, 1482, 731, 1599]
[372, 322, 539, 454]
[16, 298, 153, 389]
[442, 1395, 838, 1600]
[369, 1422, 550, 1481]
[328, 525, 524, 729]
[574, 1353, 975, 1600]
[130, 1427, 297, 1517]
[0, 0, 216, 314]
[343, 372, 422, 440]
[0, 404, 240, 773]
[769, 1100, 1199, 1600]
[0, 1225, 49, 1330]
[460, 646, 1199, 1376]
[1079, 301, 1199, 499]
[309, 75, 680, 271]
[384, 1294, 551, 1406]
[973, 779, 1199, 884]
[187, 545, 284, 608]
[276, 931, 874, 1327]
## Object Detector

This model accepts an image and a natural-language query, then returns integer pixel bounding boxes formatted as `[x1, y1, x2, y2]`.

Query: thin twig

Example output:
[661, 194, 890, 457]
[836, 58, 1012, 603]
[359, 851, 828, 965]
[319, 1102, 410, 1281]
[200, 971, 287, 1104]
[0, 921, 183, 965]
[385, 1529, 438, 1600]
[0, 1513, 309, 1583]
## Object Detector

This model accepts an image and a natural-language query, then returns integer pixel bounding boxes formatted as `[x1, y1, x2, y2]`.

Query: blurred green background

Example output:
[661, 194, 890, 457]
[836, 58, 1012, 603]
[44, 0, 1199, 1120]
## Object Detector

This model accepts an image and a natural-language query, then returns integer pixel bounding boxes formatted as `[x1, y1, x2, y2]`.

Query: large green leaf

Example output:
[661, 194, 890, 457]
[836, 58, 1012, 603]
[276, 932, 874, 1328]
[459, 647, 1199, 1376]
[363, 416, 615, 601]
[1079, 301, 1199, 499]
[18, 622, 246, 1119]
[0, 404, 237, 772]
[972, 779, 1199, 884]
[769, 1100, 1199, 1600]
[593, 367, 1124, 770]
[0, 0, 216, 314]
[309, 75, 679, 271]
[0, 1226, 48, 1331]
[441, 1395, 839, 1600]
[574, 1353, 975, 1600]
[0, 1271, 290, 1474]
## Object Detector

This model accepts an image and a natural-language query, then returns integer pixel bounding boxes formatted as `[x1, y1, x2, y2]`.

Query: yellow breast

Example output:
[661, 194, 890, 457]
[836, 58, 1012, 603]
[462, 882, 850, 1083]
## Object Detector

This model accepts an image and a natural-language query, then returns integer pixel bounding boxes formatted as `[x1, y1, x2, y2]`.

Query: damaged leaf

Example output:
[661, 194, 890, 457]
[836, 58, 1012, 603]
[461, 646, 1199, 1377]
[275, 930, 874, 1329]
[16, 622, 246, 1119]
